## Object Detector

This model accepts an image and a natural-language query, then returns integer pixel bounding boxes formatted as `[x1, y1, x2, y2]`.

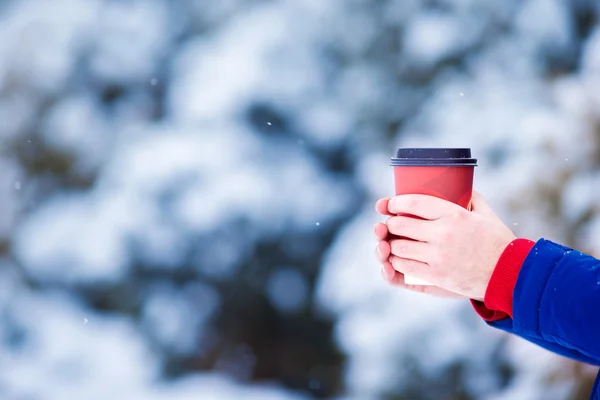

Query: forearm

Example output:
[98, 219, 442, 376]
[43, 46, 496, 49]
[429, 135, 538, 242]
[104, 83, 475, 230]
[489, 316, 600, 366]
[513, 240, 600, 362]
[472, 239, 600, 366]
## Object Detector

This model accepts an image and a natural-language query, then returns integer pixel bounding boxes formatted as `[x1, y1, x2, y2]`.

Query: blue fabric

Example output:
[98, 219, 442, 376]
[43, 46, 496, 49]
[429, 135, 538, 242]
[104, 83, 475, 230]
[488, 239, 600, 399]
[593, 374, 600, 400]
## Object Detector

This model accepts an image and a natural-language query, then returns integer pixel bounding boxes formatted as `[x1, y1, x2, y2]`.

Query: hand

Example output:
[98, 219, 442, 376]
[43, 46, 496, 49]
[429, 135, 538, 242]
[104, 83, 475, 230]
[377, 192, 516, 301]
[374, 198, 466, 299]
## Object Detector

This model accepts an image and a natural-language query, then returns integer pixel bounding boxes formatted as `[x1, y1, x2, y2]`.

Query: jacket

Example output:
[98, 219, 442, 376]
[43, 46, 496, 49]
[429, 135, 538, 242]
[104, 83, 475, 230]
[472, 238, 600, 400]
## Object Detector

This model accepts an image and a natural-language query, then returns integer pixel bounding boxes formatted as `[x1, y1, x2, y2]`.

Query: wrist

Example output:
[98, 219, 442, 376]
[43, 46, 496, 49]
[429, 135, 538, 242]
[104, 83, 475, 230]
[471, 238, 536, 321]
[484, 238, 536, 317]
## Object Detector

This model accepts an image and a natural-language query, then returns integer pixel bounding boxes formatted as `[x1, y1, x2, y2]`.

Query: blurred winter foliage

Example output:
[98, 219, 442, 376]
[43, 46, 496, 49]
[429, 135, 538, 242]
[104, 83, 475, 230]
[0, 0, 599, 399]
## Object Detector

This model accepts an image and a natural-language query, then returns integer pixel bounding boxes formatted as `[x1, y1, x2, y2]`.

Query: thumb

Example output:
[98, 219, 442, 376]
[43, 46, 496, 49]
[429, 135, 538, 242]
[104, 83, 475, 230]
[470, 191, 497, 218]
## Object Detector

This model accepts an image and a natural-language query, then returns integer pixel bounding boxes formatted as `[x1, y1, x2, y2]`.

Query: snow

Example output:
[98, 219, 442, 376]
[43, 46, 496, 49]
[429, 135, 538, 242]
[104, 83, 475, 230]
[266, 267, 310, 313]
[0, 289, 158, 399]
[514, 0, 574, 55]
[88, 0, 170, 83]
[1, 0, 600, 399]
[582, 26, 600, 74]
[0, 0, 98, 94]
[141, 282, 220, 356]
[41, 95, 113, 174]
[14, 194, 134, 284]
[403, 12, 464, 66]
[0, 269, 307, 400]
[561, 173, 600, 224]
[144, 374, 308, 400]
[576, 214, 600, 258]
[168, 6, 292, 123]
[296, 101, 352, 150]
[317, 0, 600, 397]
[0, 159, 21, 239]
[0, 93, 38, 142]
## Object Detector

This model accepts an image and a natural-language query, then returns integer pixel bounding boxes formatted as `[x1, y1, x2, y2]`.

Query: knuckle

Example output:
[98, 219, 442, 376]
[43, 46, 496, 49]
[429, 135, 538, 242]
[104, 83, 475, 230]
[428, 248, 444, 267]
[450, 209, 467, 222]
[392, 196, 419, 214]
[390, 240, 399, 253]
[394, 257, 417, 275]
[404, 260, 418, 275]
[408, 197, 421, 210]
[436, 224, 453, 242]
[391, 256, 405, 272]
[394, 257, 406, 271]
[388, 198, 399, 213]
[389, 216, 407, 233]
[401, 243, 411, 254]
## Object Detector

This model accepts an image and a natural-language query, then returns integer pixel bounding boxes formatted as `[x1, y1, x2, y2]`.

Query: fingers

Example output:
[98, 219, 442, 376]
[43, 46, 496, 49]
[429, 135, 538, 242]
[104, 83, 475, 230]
[404, 284, 465, 298]
[381, 261, 464, 299]
[470, 191, 499, 219]
[375, 240, 391, 263]
[386, 216, 430, 241]
[389, 255, 431, 280]
[375, 198, 393, 216]
[373, 222, 389, 241]
[381, 261, 399, 283]
[388, 238, 429, 261]
[387, 194, 462, 220]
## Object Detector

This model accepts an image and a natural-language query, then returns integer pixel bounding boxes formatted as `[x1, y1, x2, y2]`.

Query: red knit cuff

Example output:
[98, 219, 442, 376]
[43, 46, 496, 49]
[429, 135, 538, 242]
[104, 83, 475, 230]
[470, 299, 510, 321]
[471, 238, 536, 321]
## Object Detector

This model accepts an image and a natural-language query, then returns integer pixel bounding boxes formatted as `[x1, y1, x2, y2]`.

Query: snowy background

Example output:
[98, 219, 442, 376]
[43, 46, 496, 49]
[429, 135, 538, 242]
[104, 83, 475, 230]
[0, 0, 599, 399]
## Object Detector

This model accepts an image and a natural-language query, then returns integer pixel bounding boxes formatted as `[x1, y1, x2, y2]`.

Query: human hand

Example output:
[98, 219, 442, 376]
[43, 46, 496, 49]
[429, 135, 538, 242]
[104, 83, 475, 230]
[374, 192, 516, 301]
[374, 198, 466, 299]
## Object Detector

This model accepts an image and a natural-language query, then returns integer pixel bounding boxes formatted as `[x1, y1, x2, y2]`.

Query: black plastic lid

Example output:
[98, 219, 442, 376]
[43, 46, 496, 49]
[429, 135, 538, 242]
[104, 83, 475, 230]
[390, 148, 477, 166]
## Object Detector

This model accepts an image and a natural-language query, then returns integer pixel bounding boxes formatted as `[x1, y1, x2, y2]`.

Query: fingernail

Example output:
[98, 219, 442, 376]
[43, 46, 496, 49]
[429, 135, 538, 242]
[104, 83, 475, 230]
[376, 244, 381, 254]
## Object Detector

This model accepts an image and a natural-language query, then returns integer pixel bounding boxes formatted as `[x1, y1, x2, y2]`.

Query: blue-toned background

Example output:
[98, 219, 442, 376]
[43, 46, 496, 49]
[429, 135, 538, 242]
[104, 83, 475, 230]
[1, 0, 599, 399]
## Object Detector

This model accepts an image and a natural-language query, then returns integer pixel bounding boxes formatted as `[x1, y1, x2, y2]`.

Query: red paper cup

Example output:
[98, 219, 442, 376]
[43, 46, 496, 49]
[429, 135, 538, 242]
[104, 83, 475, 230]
[390, 148, 477, 285]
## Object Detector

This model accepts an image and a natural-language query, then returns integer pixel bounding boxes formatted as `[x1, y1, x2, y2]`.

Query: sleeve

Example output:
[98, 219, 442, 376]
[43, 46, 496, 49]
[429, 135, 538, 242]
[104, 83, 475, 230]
[473, 238, 600, 367]
[471, 238, 536, 321]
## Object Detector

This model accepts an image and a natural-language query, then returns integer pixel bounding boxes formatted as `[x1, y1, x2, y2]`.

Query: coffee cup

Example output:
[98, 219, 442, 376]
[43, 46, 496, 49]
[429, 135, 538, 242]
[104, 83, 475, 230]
[391, 148, 477, 285]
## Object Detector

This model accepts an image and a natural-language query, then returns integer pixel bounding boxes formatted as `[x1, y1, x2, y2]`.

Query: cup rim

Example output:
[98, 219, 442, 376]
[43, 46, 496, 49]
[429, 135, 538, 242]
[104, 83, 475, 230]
[390, 157, 478, 166]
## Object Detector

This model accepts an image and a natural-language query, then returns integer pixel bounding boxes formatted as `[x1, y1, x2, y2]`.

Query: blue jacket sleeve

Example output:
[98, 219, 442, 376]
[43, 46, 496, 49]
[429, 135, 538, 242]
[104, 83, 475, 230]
[487, 239, 600, 366]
